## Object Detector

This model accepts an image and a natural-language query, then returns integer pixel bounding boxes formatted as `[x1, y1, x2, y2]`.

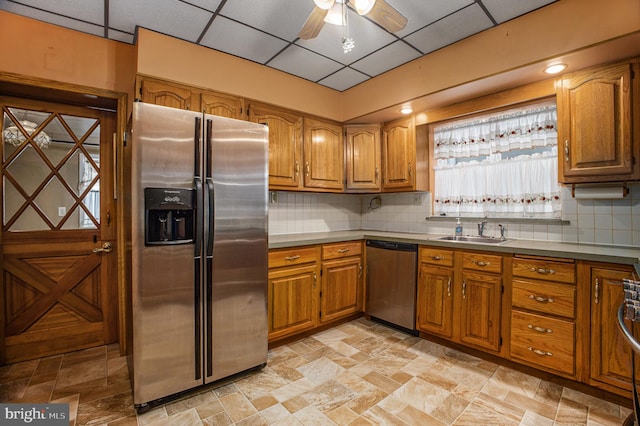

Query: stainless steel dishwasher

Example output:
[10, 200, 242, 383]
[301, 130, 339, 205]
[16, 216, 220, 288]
[365, 240, 417, 331]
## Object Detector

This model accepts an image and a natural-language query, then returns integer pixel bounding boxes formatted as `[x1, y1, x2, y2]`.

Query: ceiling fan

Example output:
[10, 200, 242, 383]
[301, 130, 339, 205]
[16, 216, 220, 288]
[298, 0, 408, 40]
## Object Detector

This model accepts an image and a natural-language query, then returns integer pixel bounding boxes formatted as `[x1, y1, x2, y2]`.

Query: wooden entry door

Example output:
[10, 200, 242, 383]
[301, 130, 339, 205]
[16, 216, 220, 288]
[1, 97, 117, 364]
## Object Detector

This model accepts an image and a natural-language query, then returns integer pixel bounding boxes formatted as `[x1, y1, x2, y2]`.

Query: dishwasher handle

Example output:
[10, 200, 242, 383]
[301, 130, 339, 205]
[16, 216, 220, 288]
[366, 240, 417, 252]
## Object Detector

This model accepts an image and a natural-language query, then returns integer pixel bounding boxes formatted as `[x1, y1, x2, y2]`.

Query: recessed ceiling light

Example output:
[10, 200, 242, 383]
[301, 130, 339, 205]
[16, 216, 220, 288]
[400, 107, 413, 114]
[544, 63, 567, 74]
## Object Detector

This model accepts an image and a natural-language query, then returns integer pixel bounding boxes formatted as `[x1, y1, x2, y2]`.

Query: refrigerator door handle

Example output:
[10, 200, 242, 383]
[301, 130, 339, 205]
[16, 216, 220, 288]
[194, 117, 202, 177]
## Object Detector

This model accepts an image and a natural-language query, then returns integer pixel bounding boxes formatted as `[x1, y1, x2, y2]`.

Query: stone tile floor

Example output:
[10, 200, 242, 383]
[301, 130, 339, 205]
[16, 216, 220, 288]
[0, 318, 633, 425]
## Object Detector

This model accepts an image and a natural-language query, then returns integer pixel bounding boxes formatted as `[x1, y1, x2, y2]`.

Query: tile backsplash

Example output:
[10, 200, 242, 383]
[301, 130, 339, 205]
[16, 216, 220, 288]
[268, 183, 640, 247]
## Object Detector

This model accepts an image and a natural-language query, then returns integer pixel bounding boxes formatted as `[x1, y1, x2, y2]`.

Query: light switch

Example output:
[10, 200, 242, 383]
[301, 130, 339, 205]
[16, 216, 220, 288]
[58, 207, 66, 217]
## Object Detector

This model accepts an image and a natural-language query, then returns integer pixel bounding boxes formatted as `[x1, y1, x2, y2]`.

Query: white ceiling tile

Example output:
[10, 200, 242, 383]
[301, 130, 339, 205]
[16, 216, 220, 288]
[268, 45, 344, 83]
[318, 67, 369, 91]
[109, 0, 212, 43]
[4, 0, 104, 24]
[181, 0, 223, 13]
[219, 0, 315, 41]
[1, 2, 104, 37]
[296, 8, 396, 64]
[405, 3, 494, 54]
[200, 17, 289, 64]
[384, 0, 475, 37]
[350, 41, 421, 77]
[482, 0, 558, 24]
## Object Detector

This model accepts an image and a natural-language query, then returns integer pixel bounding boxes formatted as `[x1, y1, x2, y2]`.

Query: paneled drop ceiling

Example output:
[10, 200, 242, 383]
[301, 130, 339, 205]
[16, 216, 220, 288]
[1, 0, 558, 91]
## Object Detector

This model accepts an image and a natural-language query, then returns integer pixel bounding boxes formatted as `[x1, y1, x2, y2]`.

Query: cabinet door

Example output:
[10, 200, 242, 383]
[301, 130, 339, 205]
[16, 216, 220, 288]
[268, 264, 318, 341]
[416, 263, 454, 338]
[320, 257, 362, 323]
[249, 103, 303, 189]
[558, 62, 638, 183]
[138, 77, 199, 111]
[382, 116, 415, 191]
[590, 266, 635, 392]
[201, 91, 245, 119]
[460, 271, 502, 352]
[303, 118, 344, 191]
[345, 125, 381, 192]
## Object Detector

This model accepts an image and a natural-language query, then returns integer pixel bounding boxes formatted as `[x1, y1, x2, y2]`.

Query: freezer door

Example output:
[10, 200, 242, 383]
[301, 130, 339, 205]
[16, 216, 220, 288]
[131, 102, 202, 405]
[204, 115, 268, 382]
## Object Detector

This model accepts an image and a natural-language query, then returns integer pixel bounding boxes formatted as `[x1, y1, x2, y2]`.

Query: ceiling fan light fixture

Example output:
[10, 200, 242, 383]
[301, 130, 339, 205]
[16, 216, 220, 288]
[313, 0, 335, 10]
[354, 0, 376, 15]
[324, 1, 345, 25]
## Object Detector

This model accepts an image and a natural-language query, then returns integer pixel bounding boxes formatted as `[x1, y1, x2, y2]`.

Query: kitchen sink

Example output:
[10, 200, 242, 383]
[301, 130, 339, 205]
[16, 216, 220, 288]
[433, 235, 509, 244]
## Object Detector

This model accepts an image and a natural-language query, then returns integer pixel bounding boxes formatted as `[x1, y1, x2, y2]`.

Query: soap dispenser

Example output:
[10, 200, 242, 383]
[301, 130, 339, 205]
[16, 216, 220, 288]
[455, 218, 463, 236]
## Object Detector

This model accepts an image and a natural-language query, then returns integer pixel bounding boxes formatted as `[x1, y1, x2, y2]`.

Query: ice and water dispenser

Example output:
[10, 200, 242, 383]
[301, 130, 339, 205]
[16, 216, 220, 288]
[144, 188, 194, 245]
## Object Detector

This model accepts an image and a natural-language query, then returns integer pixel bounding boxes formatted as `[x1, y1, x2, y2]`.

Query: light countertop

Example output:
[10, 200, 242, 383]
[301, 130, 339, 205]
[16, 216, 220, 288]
[269, 230, 640, 265]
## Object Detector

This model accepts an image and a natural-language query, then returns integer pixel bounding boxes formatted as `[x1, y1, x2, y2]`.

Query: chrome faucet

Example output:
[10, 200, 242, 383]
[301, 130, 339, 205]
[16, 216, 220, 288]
[477, 219, 488, 236]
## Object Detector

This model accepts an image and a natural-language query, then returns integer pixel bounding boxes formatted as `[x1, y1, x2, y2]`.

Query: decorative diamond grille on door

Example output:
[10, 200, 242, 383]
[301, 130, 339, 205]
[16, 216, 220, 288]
[2, 106, 101, 231]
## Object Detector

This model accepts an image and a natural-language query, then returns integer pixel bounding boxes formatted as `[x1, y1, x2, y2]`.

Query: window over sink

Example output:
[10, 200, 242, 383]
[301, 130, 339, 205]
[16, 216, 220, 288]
[431, 100, 561, 219]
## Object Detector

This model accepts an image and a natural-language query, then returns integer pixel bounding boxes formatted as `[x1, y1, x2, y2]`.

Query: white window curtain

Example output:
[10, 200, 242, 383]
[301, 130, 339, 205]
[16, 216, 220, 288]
[432, 103, 561, 217]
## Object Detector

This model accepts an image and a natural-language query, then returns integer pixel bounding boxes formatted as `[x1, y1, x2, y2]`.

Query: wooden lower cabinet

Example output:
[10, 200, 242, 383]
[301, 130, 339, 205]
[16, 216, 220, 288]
[510, 256, 578, 379]
[417, 248, 502, 354]
[268, 242, 363, 343]
[268, 247, 319, 342]
[460, 270, 502, 352]
[416, 263, 454, 338]
[588, 263, 637, 395]
[320, 241, 363, 323]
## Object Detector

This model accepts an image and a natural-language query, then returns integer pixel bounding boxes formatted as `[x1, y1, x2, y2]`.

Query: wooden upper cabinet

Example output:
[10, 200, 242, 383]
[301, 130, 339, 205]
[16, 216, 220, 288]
[345, 125, 381, 192]
[557, 60, 640, 183]
[248, 102, 303, 189]
[303, 118, 344, 192]
[201, 91, 245, 119]
[382, 116, 416, 191]
[138, 77, 200, 111]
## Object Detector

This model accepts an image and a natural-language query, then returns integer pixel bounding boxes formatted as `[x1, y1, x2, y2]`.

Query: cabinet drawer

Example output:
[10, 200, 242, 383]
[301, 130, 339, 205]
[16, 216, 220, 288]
[512, 257, 575, 283]
[269, 246, 317, 268]
[512, 279, 576, 318]
[420, 248, 454, 267]
[322, 241, 361, 260]
[510, 310, 575, 376]
[462, 252, 502, 274]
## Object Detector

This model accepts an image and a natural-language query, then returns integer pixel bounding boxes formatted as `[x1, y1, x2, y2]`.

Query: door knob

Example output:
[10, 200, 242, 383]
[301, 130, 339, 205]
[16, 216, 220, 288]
[93, 242, 113, 253]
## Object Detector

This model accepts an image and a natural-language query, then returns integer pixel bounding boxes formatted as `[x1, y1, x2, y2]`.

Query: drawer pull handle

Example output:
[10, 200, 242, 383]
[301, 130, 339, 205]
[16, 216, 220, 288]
[473, 260, 490, 267]
[447, 278, 451, 297]
[430, 255, 444, 261]
[529, 294, 554, 303]
[528, 346, 553, 357]
[337, 248, 350, 254]
[532, 267, 555, 275]
[284, 255, 300, 262]
[527, 324, 553, 334]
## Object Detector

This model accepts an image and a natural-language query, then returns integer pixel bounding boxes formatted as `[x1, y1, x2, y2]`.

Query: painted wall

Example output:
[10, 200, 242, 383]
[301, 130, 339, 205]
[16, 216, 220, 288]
[0, 11, 135, 97]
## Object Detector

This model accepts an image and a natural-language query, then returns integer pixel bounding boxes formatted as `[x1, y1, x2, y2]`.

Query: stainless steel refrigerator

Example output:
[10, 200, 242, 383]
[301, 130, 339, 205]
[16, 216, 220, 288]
[130, 102, 268, 413]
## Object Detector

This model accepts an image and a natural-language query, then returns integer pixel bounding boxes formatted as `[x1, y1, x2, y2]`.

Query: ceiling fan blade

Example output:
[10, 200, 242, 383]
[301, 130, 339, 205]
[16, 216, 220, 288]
[298, 7, 329, 40]
[365, 0, 407, 33]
